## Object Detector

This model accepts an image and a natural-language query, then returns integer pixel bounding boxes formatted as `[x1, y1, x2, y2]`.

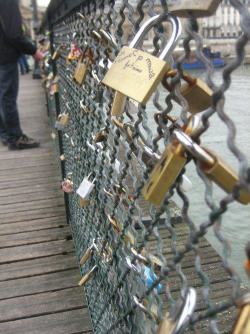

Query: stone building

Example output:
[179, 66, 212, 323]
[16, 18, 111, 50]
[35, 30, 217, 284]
[201, 0, 250, 39]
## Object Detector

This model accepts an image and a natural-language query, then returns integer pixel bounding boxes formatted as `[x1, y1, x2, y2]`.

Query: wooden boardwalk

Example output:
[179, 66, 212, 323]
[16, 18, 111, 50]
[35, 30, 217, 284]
[0, 75, 92, 334]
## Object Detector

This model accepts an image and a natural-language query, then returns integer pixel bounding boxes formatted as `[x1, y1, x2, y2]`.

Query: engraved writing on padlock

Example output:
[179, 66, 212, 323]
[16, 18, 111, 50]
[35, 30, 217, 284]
[76, 174, 96, 200]
[78, 265, 97, 286]
[102, 14, 181, 105]
[174, 130, 250, 205]
[162, 70, 213, 114]
[168, 0, 221, 18]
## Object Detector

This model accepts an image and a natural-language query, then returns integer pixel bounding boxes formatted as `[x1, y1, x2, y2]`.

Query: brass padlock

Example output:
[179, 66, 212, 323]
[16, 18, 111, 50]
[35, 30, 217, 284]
[73, 54, 88, 86]
[55, 113, 69, 130]
[92, 128, 108, 143]
[174, 130, 250, 205]
[142, 116, 201, 206]
[168, 0, 221, 18]
[79, 246, 93, 267]
[79, 240, 98, 266]
[107, 214, 122, 234]
[102, 14, 181, 111]
[78, 265, 97, 286]
[52, 46, 61, 61]
[79, 198, 91, 208]
[162, 70, 213, 114]
[233, 294, 250, 334]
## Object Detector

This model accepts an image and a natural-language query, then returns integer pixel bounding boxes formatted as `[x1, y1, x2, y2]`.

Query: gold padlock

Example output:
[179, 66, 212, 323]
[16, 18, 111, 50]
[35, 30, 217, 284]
[73, 54, 88, 86]
[79, 198, 90, 208]
[142, 116, 201, 206]
[52, 45, 63, 61]
[233, 294, 250, 334]
[174, 131, 250, 205]
[162, 70, 213, 114]
[168, 0, 221, 18]
[157, 288, 196, 334]
[92, 128, 108, 143]
[57, 113, 69, 126]
[102, 14, 181, 111]
[78, 265, 97, 286]
[79, 246, 94, 266]
[107, 214, 122, 234]
[79, 240, 98, 266]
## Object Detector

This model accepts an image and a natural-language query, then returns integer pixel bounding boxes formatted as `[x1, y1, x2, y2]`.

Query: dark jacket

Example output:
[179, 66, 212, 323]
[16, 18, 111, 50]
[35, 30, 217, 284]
[0, 0, 37, 64]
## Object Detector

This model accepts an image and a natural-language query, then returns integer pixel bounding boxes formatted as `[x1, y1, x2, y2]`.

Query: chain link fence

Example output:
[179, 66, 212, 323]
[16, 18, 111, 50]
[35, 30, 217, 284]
[42, 0, 250, 333]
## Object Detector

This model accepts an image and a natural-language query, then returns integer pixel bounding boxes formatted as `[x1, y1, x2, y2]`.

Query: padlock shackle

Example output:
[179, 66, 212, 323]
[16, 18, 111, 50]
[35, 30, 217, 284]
[129, 14, 182, 61]
[173, 130, 215, 166]
[174, 287, 196, 333]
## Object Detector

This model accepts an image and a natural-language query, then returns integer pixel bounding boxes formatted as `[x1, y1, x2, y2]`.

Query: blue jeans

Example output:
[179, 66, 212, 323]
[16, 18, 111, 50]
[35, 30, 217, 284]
[0, 63, 23, 142]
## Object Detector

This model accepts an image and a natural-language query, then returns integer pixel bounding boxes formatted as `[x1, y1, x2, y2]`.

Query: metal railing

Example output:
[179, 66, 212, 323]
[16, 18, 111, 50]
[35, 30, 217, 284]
[42, 0, 250, 333]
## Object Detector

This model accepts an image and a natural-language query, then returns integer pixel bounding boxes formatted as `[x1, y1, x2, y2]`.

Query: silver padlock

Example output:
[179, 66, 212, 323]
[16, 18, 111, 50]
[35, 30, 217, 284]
[76, 173, 96, 200]
[157, 288, 196, 333]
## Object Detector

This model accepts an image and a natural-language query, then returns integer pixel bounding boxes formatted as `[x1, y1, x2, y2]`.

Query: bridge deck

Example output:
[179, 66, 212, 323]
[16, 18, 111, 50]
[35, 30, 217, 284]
[0, 75, 92, 334]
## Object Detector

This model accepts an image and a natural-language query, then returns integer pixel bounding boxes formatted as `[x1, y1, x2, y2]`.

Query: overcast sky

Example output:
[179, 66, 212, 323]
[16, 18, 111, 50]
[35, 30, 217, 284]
[37, 0, 50, 6]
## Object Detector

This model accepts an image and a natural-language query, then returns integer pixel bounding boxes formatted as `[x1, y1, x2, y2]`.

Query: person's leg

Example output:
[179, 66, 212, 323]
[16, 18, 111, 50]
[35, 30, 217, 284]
[0, 63, 23, 142]
[0, 62, 40, 150]
[23, 55, 30, 73]
[18, 57, 25, 75]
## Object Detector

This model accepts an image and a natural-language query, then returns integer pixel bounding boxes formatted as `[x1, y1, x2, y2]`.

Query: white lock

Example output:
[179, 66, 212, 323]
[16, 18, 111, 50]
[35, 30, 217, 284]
[76, 174, 96, 199]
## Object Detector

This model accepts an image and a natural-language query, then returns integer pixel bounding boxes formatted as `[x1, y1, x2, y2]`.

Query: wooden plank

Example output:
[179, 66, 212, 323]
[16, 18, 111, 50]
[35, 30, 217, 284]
[0, 190, 63, 205]
[0, 159, 57, 170]
[0, 216, 67, 235]
[0, 207, 66, 224]
[0, 309, 92, 334]
[0, 198, 65, 214]
[0, 226, 71, 248]
[0, 240, 75, 264]
[0, 269, 81, 300]
[0, 253, 77, 282]
[0, 287, 87, 322]
[0, 165, 59, 177]
[0, 184, 62, 197]
[0, 176, 61, 190]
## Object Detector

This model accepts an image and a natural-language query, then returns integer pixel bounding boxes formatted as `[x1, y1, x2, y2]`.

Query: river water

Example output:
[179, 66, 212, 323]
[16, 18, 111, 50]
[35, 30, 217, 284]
[146, 65, 250, 286]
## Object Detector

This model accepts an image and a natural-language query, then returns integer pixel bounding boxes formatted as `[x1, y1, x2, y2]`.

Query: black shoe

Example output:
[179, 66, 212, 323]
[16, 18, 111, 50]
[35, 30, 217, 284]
[8, 134, 40, 150]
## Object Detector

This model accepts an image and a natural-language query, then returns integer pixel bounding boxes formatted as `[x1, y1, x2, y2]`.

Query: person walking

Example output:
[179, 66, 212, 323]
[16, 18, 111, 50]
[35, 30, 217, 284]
[0, 0, 43, 150]
[18, 54, 30, 75]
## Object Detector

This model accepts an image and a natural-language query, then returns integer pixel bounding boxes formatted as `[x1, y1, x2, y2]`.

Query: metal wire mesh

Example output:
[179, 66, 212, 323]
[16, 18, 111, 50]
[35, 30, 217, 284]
[42, 0, 250, 333]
